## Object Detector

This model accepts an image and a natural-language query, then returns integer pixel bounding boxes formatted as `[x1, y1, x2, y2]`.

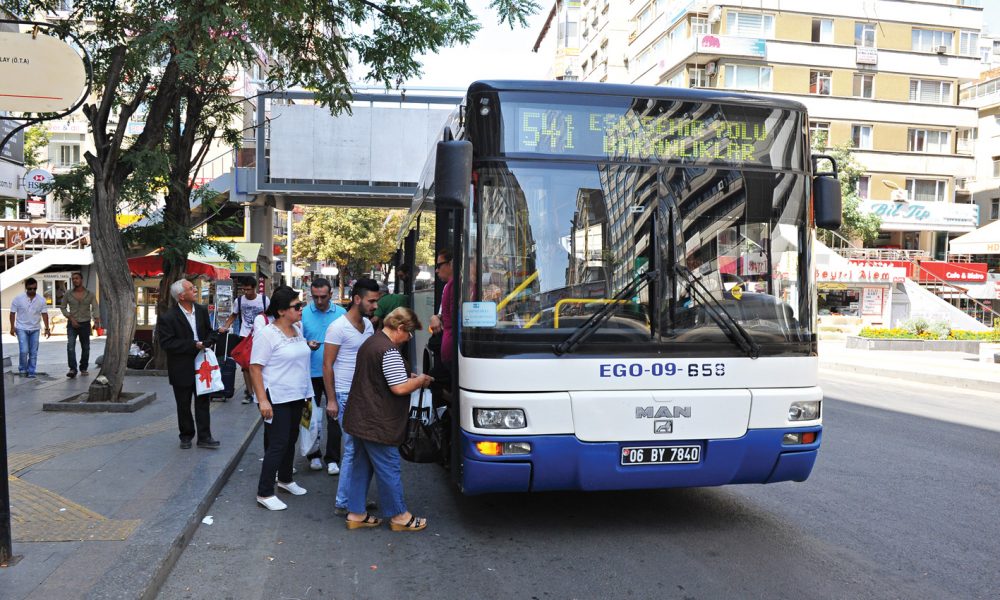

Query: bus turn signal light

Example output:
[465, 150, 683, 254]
[476, 441, 503, 456]
[801, 432, 816, 444]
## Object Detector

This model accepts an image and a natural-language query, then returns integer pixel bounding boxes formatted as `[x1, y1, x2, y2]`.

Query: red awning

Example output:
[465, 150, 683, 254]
[127, 256, 231, 280]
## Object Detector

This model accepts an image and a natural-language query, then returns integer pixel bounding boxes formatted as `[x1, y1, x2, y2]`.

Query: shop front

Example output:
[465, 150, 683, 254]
[816, 265, 907, 326]
[128, 256, 231, 343]
[862, 199, 979, 260]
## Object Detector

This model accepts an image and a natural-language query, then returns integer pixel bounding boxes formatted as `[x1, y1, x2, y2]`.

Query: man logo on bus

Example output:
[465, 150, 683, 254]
[635, 406, 691, 419]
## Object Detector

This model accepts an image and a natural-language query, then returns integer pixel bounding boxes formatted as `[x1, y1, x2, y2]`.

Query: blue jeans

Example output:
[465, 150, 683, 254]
[16, 329, 40, 375]
[67, 320, 91, 372]
[347, 438, 407, 518]
[334, 392, 355, 508]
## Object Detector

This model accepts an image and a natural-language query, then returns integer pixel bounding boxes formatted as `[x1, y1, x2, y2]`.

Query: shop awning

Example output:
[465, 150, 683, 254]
[189, 242, 262, 276]
[948, 220, 1000, 255]
[127, 256, 231, 280]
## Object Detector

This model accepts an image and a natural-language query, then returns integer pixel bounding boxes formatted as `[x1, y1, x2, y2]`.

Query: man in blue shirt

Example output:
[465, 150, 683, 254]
[301, 278, 347, 474]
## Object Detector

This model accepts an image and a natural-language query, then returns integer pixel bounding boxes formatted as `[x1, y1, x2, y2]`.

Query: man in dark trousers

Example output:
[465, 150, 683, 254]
[157, 278, 221, 449]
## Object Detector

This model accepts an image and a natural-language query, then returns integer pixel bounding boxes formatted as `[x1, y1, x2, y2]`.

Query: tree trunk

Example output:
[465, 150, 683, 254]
[88, 183, 136, 402]
[150, 263, 183, 370]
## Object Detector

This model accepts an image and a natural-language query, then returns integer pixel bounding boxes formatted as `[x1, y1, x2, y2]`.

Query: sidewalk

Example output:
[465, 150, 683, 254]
[819, 339, 1000, 392]
[0, 337, 261, 600]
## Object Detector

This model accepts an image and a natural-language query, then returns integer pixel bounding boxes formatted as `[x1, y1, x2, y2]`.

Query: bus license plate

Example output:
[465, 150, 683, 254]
[620, 445, 701, 466]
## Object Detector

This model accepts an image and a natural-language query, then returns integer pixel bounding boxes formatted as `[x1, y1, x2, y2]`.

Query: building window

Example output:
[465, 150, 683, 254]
[957, 128, 975, 154]
[653, 35, 668, 55]
[960, 31, 979, 56]
[689, 65, 707, 87]
[812, 19, 833, 44]
[908, 129, 950, 153]
[690, 16, 709, 36]
[809, 121, 831, 148]
[851, 125, 873, 149]
[912, 28, 953, 53]
[909, 79, 952, 104]
[855, 22, 876, 48]
[810, 70, 832, 95]
[726, 11, 774, 38]
[856, 176, 870, 200]
[991, 198, 999, 220]
[852, 73, 874, 98]
[723, 64, 772, 91]
[50, 143, 81, 168]
[906, 179, 947, 202]
[637, 6, 652, 31]
[666, 70, 685, 88]
[993, 158, 1000, 178]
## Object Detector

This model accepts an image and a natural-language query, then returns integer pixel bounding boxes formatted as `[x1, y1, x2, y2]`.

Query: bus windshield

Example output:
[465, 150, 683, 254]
[463, 160, 813, 358]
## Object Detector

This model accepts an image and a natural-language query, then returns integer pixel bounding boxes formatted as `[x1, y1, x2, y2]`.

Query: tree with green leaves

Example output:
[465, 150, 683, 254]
[22, 124, 50, 169]
[812, 133, 881, 246]
[10, 0, 538, 402]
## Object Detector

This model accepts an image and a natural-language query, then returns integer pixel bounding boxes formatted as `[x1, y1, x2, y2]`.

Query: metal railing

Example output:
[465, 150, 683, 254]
[908, 261, 1000, 327]
[832, 247, 931, 262]
[0, 231, 90, 272]
[820, 229, 862, 251]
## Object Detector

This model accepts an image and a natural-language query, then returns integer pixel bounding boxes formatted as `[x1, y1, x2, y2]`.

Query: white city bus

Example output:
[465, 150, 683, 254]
[396, 80, 841, 494]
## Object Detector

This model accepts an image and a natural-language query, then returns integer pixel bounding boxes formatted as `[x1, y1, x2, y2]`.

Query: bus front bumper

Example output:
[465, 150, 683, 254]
[459, 427, 821, 495]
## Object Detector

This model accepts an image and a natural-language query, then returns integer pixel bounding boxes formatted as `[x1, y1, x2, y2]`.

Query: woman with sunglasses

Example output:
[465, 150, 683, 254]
[342, 307, 433, 531]
[249, 287, 321, 511]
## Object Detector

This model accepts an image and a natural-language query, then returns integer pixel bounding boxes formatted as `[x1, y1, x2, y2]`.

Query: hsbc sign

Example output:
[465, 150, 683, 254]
[22, 169, 53, 196]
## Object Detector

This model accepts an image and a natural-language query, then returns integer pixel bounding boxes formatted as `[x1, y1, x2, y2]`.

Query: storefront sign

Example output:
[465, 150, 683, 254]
[0, 222, 84, 249]
[0, 117, 25, 163]
[917, 261, 988, 283]
[861, 200, 979, 232]
[849, 259, 913, 277]
[210, 260, 256, 275]
[856, 46, 878, 65]
[697, 35, 766, 58]
[861, 287, 884, 316]
[0, 159, 26, 200]
[0, 31, 88, 113]
[26, 195, 46, 217]
[22, 168, 53, 196]
[815, 266, 906, 283]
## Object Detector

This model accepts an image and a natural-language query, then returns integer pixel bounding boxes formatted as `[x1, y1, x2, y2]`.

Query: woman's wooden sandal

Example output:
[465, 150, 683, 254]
[346, 512, 382, 529]
[389, 515, 427, 532]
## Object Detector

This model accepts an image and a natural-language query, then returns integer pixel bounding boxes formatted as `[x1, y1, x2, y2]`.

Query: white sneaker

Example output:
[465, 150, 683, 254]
[327, 462, 340, 476]
[276, 481, 307, 496]
[257, 495, 287, 511]
[309, 458, 324, 471]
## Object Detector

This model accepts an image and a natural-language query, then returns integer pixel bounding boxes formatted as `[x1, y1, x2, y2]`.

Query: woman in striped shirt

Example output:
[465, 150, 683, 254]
[341, 307, 433, 532]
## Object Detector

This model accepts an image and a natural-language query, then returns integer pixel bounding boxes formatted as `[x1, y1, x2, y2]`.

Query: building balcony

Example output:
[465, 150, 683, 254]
[849, 150, 975, 180]
[775, 94, 978, 129]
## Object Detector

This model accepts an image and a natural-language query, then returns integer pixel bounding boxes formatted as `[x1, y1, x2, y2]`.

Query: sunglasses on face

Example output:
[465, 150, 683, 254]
[292, 302, 306, 311]
[25, 287, 37, 291]
[435, 261, 450, 269]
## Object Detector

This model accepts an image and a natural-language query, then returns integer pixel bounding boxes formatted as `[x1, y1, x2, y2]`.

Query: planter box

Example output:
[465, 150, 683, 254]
[846, 336, 983, 353]
[43, 391, 156, 413]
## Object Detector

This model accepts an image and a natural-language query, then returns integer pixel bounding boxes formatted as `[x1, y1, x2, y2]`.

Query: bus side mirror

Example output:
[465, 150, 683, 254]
[435, 140, 472, 209]
[812, 154, 842, 230]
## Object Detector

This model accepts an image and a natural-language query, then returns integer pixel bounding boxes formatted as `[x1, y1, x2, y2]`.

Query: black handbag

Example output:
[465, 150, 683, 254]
[399, 389, 444, 463]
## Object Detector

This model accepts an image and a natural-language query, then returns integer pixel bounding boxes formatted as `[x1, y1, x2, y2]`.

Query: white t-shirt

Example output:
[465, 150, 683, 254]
[249, 323, 313, 404]
[324, 315, 374, 394]
[232, 294, 267, 335]
[10, 293, 46, 331]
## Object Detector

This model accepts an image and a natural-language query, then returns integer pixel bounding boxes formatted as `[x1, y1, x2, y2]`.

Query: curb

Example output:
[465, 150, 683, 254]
[820, 362, 1000, 393]
[138, 414, 262, 600]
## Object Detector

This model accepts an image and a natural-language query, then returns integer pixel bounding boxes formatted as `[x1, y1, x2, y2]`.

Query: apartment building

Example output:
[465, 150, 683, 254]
[536, 0, 986, 259]
[960, 68, 1000, 229]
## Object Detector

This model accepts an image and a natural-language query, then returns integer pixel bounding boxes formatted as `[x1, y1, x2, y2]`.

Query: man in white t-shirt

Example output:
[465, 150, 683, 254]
[219, 278, 269, 403]
[9, 277, 50, 378]
[323, 277, 380, 516]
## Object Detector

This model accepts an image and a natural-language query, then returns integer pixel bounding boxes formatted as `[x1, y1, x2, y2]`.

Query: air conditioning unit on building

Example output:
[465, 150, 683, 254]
[705, 61, 717, 76]
[935, 45, 948, 54]
[708, 6, 722, 23]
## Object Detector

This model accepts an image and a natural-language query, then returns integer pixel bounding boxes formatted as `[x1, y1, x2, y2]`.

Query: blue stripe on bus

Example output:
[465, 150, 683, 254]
[459, 427, 821, 495]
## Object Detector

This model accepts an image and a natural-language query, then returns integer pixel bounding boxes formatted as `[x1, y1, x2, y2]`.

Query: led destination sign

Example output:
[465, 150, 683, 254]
[505, 100, 796, 169]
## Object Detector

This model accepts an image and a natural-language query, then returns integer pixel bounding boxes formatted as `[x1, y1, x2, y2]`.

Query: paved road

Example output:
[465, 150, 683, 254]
[157, 373, 1000, 600]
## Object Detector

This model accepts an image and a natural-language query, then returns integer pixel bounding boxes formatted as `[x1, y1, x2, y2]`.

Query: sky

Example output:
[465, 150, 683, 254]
[403, 1, 1000, 90]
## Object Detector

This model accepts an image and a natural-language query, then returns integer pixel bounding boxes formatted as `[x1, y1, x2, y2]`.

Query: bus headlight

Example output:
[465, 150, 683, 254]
[788, 401, 821, 421]
[473, 408, 527, 429]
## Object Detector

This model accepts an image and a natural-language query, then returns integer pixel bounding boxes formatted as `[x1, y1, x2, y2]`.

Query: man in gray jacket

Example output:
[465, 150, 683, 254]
[61, 271, 100, 378]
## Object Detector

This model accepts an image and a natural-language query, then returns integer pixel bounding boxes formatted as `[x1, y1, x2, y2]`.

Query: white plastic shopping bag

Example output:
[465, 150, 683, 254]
[298, 399, 323, 457]
[194, 349, 225, 396]
[408, 388, 435, 424]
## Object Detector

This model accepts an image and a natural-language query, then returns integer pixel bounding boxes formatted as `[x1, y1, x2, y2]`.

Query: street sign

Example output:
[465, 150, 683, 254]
[276, 261, 284, 273]
[0, 31, 88, 113]
[22, 168, 53, 196]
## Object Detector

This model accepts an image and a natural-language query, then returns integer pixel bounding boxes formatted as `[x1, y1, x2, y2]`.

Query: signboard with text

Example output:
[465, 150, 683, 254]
[697, 35, 766, 58]
[861, 200, 979, 232]
[0, 31, 87, 113]
[815, 266, 906, 283]
[861, 287, 885, 316]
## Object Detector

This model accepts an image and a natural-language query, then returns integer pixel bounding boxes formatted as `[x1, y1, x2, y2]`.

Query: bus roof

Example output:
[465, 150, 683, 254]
[468, 80, 808, 113]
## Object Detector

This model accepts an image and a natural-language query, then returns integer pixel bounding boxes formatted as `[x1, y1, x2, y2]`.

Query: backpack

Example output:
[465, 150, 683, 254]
[230, 314, 270, 369]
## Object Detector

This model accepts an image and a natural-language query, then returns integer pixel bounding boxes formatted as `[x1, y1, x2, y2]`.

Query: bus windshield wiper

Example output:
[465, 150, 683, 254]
[553, 269, 657, 356]
[673, 265, 761, 359]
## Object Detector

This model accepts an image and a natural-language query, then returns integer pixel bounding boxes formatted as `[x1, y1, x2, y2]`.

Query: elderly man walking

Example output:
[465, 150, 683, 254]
[61, 271, 101, 378]
[9, 277, 50, 378]
[157, 279, 220, 449]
